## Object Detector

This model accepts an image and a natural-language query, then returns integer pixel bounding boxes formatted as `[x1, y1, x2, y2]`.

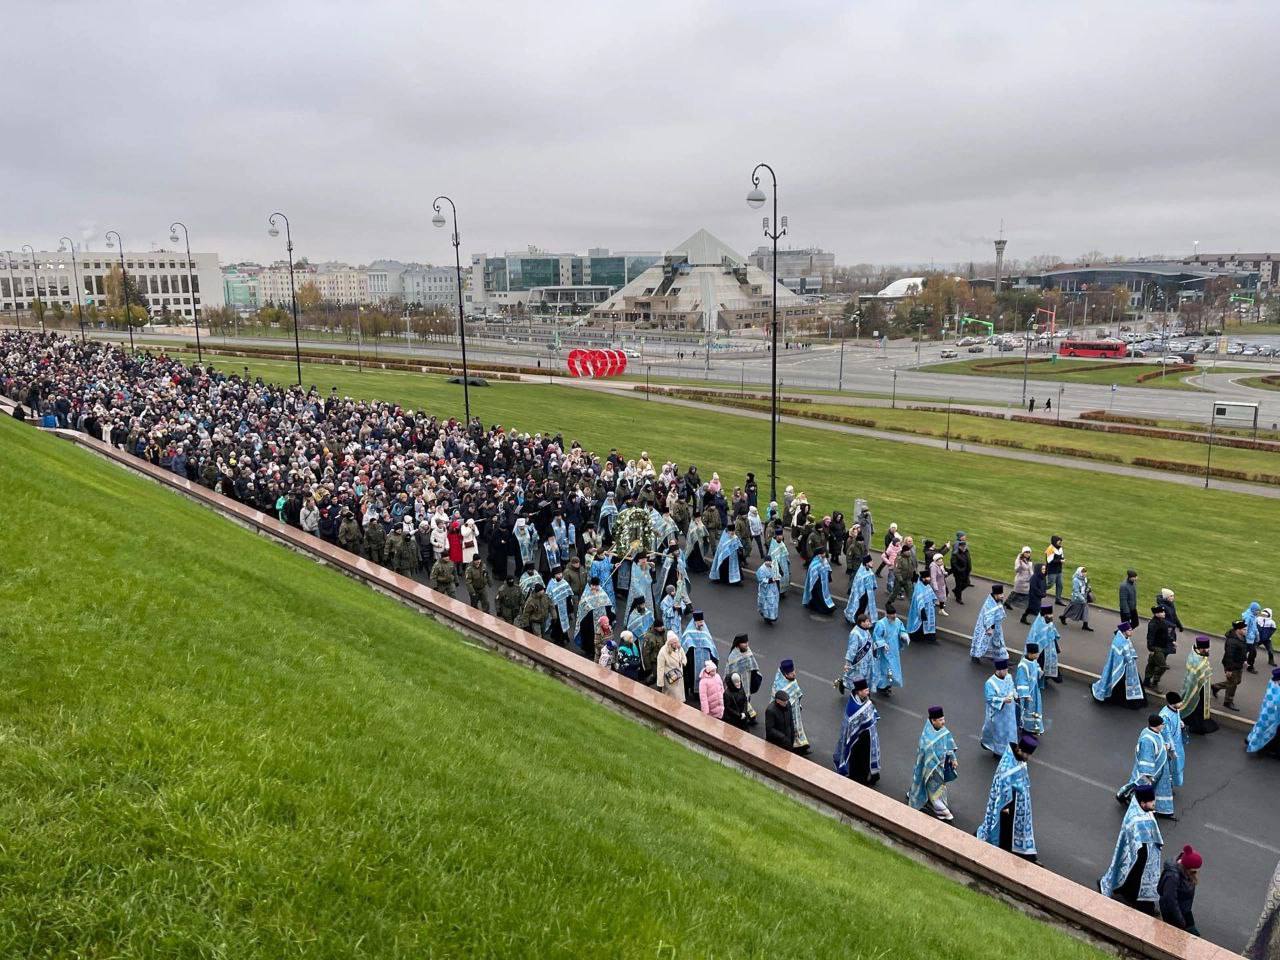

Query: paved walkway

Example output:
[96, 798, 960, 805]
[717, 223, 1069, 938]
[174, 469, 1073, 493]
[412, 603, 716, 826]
[563, 380, 1280, 499]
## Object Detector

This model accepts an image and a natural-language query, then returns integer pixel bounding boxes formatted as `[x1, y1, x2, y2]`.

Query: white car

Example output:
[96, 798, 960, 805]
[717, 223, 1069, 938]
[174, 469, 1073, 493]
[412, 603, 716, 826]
[625, 349, 641, 358]
[940, 348, 958, 359]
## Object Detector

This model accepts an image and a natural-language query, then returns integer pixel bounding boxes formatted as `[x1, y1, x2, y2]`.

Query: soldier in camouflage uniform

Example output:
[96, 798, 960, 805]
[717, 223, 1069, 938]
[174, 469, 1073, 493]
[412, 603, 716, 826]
[496, 576, 524, 624]
[701, 503, 723, 545]
[518, 583, 552, 638]
[430, 554, 457, 597]
[363, 518, 386, 564]
[464, 556, 492, 612]
[337, 509, 363, 555]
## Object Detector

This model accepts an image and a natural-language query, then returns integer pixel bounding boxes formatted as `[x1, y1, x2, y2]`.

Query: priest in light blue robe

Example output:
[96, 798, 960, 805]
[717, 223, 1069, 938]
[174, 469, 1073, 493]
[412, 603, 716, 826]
[980, 658, 1018, 756]
[550, 516, 575, 559]
[1027, 602, 1062, 682]
[572, 579, 612, 649]
[598, 492, 618, 540]
[545, 572, 575, 643]
[519, 566, 545, 599]
[755, 556, 781, 624]
[772, 659, 809, 752]
[656, 549, 691, 616]
[907, 706, 958, 820]
[1158, 691, 1188, 786]
[768, 531, 792, 597]
[906, 575, 937, 642]
[625, 555, 655, 619]
[681, 611, 719, 704]
[626, 598, 653, 640]
[588, 550, 618, 608]
[513, 518, 538, 567]
[801, 547, 835, 614]
[1246, 668, 1280, 756]
[976, 733, 1038, 861]
[659, 585, 684, 634]
[969, 584, 1008, 661]
[870, 607, 909, 694]
[846, 554, 877, 624]
[1116, 713, 1175, 816]
[709, 529, 743, 585]
[1099, 786, 1163, 912]
[1092, 622, 1144, 708]
[1014, 643, 1048, 736]
[833, 679, 881, 786]
[838, 613, 875, 695]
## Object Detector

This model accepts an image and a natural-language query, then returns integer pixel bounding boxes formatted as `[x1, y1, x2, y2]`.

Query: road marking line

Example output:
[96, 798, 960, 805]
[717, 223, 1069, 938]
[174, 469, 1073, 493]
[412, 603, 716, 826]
[963, 734, 1113, 791]
[1204, 823, 1280, 855]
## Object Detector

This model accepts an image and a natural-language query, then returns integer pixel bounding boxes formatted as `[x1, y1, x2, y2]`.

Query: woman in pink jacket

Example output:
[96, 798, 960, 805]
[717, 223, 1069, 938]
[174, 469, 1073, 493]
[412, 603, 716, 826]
[698, 661, 724, 718]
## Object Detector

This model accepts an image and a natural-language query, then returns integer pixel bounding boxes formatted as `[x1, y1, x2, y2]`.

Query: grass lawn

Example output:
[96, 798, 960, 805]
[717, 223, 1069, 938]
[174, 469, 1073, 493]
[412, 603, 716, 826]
[650, 394, 1280, 479]
[151, 349, 1274, 629]
[1238, 375, 1280, 392]
[921, 356, 1251, 391]
[0, 415, 1106, 960]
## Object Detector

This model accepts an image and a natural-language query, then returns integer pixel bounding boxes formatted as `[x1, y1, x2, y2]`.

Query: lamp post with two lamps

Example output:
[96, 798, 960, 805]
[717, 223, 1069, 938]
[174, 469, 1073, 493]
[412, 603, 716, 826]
[267, 212, 303, 386]
[432, 196, 472, 424]
[21, 244, 45, 334]
[104, 230, 135, 351]
[57, 237, 86, 342]
[169, 221, 204, 364]
[746, 163, 786, 506]
[3, 252, 19, 332]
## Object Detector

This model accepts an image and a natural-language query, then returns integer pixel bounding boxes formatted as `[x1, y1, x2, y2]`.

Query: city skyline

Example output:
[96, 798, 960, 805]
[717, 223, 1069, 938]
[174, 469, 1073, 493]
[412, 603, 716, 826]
[3, 1, 1279, 266]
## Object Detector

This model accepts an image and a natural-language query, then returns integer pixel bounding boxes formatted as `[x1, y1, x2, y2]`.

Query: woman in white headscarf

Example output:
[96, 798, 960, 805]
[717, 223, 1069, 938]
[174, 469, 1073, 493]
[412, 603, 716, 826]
[656, 631, 685, 703]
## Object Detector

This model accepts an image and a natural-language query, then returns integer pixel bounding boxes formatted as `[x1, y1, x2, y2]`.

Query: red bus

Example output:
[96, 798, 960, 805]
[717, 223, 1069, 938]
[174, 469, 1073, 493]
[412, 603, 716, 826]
[1058, 339, 1126, 358]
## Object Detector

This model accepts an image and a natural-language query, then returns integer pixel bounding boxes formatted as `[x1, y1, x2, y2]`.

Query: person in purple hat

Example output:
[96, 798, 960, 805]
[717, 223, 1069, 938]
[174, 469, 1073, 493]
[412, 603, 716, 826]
[980, 658, 1018, 755]
[976, 732, 1038, 861]
[833, 678, 880, 787]
[1092, 621, 1144, 709]
[1100, 783, 1163, 914]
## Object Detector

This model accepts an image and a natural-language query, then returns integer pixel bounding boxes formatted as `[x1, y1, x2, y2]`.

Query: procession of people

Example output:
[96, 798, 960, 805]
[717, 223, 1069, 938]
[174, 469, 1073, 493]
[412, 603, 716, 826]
[5, 329, 1277, 945]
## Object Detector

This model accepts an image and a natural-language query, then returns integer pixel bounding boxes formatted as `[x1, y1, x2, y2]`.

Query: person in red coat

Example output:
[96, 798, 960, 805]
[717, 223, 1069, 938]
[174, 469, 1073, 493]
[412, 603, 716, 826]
[447, 519, 464, 574]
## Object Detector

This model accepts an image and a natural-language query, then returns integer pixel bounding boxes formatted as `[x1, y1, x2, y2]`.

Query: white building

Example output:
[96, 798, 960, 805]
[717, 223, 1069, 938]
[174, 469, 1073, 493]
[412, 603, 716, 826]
[257, 262, 370, 306]
[1, 247, 223, 320]
[402, 266, 458, 309]
[366, 259, 407, 303]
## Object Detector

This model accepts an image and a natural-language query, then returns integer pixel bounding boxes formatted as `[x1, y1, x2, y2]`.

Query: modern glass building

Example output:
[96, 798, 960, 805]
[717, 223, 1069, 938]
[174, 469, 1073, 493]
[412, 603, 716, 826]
[469, 249, 660, 310]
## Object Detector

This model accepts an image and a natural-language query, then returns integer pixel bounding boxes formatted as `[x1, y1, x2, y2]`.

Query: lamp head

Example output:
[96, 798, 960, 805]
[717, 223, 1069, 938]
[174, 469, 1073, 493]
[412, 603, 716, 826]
[170, 233, 180, 244]
[746, 186, 766, 209]
[432, 212, 447, 229]
[106, 236, 116, 249]
[268, 225, 280, 238]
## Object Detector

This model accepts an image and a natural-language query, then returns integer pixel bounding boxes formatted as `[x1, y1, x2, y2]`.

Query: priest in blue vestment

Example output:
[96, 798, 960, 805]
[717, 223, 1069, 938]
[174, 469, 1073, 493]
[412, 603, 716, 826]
[833, 678, 880, 786]
[846, 553, 877, 624]
[976, 732, 1038, 861]
[1092, 621, 1145, 709]
[1099, 785, 1163, 914]
[907, 705, 959, 820]
[802, 547, 835, 614]
[1116, 713, 1176, 817]
[980, 658, 1018, 756]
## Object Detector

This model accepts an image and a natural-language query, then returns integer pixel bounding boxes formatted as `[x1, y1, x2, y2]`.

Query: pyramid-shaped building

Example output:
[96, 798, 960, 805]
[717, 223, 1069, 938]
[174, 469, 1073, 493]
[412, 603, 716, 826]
[590, 228, 818, 333]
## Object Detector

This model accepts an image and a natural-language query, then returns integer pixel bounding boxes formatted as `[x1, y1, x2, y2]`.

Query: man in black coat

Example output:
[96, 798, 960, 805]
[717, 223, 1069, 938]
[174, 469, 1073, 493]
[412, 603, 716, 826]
[1143, 605, 1177, 691]
[1212, 620, 1248, 711]
[949, 532, 973, 605]
[764, 689, 796, 751]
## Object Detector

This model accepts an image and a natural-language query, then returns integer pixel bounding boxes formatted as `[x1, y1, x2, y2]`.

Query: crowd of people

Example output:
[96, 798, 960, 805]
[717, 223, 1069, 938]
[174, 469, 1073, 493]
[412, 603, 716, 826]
[5, 329, 1279, 948]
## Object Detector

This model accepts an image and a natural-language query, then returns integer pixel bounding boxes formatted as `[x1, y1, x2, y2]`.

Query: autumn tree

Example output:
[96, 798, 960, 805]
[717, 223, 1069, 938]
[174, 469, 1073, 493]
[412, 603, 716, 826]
[295, 281, 322, 313]
[103, 265, 148, 328]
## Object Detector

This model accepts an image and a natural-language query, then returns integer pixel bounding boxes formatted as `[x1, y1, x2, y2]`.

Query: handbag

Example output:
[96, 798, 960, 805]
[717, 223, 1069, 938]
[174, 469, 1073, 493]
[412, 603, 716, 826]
[664, 667, 682, 686]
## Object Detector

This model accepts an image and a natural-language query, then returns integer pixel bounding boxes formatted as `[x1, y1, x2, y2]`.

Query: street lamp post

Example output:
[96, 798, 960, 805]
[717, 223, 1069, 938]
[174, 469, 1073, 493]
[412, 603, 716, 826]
[21, 244, 44, 334]
[58, 237, 86, 342]
[747, 162, 787, 506]
[267, 212, 303, 386]
[915, 322, 924, 368]
[104, 230, 134, 351]
[1021, 316, 1035, 406]
[432, 196, 472, 424]
[3, 252, 19, 331]
[169, 221, 204, 364]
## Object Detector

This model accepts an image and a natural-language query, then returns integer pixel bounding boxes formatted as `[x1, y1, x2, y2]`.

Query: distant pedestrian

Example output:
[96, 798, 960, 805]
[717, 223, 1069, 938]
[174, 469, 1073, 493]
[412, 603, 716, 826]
[1144, 605, 1177, 691]
[1044, 536, 1066, 605]
[1260, 608, 1277, 667]
[949, 532, 973, 605]
[1028, 396, 1036, 412]
[1008, 546, 1033, 612]
[1211, 619, 1248, 712]
[1060, 566, 1093, 631]
[1119, 569, 1140, 630]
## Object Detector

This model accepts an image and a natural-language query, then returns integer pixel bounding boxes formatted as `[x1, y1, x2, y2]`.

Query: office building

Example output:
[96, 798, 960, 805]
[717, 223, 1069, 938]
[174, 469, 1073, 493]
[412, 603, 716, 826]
[469, 247, 660, 311]
[2, 247, 223, 319]
[591, 228, 817, 332]
[222, 263, 261, 314]
[402, 266, 459, 309]
[749, 245, 835, 295]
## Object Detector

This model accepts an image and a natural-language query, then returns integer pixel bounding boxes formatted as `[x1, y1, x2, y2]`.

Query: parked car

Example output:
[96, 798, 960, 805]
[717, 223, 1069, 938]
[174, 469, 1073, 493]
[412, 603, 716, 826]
[997, 342, 1016, 352]
[1127, 347, 1146, 358]
[940, 348, 958, 359]
[625, 349, 641, 358]
[967, 345, 985, 353]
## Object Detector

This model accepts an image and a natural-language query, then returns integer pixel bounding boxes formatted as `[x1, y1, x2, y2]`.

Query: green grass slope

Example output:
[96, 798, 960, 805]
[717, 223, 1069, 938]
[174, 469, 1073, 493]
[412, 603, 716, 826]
[0, 415, 1103, 958]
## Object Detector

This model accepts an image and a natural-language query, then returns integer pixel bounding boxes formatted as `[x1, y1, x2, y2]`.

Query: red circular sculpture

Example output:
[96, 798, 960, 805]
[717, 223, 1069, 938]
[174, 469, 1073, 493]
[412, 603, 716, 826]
[566, 348, 627, 378]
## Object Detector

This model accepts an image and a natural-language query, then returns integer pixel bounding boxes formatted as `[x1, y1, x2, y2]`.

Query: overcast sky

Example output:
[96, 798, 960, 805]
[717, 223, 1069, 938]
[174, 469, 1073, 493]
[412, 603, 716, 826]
[4, 0, 1278, 267]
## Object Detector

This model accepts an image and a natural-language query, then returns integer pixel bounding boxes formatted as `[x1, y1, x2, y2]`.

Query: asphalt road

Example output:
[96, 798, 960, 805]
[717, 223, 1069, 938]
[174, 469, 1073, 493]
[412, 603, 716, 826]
[423, 550, 1276, 952]
[75, 326, 1280, 425]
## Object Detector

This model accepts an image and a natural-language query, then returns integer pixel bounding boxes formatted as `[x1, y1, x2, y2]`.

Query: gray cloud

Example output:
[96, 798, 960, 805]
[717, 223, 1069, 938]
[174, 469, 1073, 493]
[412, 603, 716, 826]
[3, 0, 1278, 266]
